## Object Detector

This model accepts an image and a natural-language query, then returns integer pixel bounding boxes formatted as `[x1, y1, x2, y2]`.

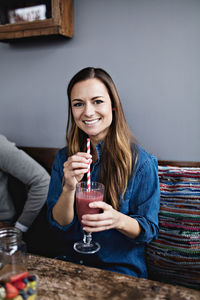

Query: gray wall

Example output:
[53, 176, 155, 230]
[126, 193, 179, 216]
[0, 0, 200, 161]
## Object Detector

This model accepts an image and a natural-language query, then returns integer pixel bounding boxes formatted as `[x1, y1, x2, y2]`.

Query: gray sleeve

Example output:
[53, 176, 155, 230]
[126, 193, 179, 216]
[0, 135, 50, 229]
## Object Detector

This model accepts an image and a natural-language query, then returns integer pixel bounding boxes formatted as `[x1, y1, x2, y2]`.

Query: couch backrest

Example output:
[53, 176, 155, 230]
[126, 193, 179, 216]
[147, 164, 200, 290]
[19, 147, 59, 174]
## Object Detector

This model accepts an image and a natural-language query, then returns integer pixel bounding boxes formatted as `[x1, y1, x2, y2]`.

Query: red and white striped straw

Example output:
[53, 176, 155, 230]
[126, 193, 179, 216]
[86, 138, 91, 190]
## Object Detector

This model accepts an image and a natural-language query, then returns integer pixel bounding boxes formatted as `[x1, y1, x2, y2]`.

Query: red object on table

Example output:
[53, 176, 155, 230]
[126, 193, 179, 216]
[10, 271, 28, 283]
[5, 282, 19, 298]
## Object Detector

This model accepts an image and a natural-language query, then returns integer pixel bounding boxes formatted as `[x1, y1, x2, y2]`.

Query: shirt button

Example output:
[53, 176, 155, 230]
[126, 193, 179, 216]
[80, 260, 83, 264]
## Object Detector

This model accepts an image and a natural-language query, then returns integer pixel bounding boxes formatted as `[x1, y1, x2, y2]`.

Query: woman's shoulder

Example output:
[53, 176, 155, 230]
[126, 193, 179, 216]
[131, 143, 158, 173]
[52, 147, 68, 172]
[55, 147, 68, 162]
[57, 146, 67, 156]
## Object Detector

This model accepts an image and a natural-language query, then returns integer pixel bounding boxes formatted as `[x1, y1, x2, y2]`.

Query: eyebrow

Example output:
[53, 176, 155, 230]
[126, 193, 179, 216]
[71, 96, 104, 102]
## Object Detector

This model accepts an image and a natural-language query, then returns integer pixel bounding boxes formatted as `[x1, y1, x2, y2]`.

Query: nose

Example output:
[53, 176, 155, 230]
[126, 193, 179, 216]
[84, 102, 95, 117]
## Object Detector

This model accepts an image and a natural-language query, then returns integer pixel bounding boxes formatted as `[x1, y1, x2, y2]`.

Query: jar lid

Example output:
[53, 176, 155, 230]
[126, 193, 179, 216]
[0, 227, 22, 244]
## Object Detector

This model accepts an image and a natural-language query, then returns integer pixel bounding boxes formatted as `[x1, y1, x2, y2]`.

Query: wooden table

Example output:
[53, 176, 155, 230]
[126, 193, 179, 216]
[27, 254, 200, 300]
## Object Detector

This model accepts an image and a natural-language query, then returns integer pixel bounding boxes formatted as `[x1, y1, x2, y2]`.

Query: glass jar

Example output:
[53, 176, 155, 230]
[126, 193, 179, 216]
[0, 227, 27, 282]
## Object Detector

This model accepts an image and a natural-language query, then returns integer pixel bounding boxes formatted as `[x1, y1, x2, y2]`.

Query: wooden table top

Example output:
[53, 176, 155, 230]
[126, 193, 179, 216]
[27, 254, 200, 300]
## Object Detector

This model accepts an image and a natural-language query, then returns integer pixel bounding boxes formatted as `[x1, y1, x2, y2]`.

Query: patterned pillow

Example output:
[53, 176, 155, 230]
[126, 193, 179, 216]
[146, 165, 200, 290]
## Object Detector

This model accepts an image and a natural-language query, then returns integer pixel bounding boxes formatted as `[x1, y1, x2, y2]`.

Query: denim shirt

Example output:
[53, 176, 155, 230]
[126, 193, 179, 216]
[46, 143, 160, 278]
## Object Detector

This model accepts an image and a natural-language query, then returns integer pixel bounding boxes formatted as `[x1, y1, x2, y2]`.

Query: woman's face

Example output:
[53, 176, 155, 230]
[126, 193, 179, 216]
[70, 78, 113, 144]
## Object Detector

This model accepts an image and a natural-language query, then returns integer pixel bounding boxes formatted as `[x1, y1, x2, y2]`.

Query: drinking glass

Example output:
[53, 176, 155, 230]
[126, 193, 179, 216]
[0, 227, 27, 282]
[73, 181, 104, 254]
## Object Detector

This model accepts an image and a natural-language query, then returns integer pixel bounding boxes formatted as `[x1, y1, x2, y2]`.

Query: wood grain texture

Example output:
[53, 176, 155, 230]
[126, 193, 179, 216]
[0, 0, 73, 41]
[27, 254, 200, 300]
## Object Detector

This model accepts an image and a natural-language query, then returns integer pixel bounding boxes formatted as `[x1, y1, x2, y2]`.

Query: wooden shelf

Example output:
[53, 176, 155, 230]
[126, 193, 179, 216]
[0, 0, 73, 41]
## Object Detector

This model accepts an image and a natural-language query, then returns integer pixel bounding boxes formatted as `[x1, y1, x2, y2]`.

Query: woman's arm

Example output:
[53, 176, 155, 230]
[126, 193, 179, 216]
[52, 186, 75, 226]
[51, 152, 92, 226]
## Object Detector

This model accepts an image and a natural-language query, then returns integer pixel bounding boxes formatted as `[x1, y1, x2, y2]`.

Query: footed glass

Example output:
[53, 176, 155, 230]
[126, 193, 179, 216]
[73, 182, 104, 254]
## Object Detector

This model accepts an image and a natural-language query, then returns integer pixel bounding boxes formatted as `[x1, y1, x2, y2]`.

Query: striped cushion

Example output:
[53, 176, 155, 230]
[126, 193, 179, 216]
[147, 166, 200, 290]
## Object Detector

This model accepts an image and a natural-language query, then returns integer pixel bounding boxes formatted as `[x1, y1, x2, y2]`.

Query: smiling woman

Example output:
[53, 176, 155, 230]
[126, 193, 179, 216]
[71, 78, 113, 144]
[46, 67, 160, 279]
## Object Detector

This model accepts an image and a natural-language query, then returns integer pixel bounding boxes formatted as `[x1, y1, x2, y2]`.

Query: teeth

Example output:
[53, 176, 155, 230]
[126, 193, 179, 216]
[84, 119, 99, 125]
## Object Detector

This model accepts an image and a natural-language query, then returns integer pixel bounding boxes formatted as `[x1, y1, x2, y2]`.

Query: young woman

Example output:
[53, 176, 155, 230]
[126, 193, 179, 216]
[47, 67, 160, 278]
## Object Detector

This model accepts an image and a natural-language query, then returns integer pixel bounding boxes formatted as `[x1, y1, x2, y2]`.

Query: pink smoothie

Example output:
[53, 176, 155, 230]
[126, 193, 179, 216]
[76, 190, 103, 223]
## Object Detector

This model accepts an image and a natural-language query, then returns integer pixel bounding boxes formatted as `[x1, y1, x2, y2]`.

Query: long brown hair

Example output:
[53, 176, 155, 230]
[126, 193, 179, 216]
[66, 67, 138, 210]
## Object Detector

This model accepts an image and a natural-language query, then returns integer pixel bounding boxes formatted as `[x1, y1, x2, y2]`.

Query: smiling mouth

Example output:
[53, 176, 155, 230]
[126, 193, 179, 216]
[83, 118, 101, 125]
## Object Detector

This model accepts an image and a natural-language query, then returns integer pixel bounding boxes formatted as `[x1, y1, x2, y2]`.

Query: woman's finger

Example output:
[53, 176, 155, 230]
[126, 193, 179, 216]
[88, 201, 112, 210]
[66, 153, 91, 163]
[82, 219, 113, 227]
[83, 225, 112, 232]
[64, 162, 89, 171]
[82, 211, 111, 221]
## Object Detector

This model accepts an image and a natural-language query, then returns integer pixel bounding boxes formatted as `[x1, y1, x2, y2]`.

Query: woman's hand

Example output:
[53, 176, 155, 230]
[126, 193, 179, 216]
[63, 152, 92, 190]
[81, 202, 122, 232]
[81, 201, 142, 239]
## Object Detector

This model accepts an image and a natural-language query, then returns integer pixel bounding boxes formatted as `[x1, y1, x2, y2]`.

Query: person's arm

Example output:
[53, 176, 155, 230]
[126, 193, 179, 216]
[52, 185, 76, 226]
[127, 156, 160, 243]
[48, 151, 92, 227]
[0, 136, 50, 231]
